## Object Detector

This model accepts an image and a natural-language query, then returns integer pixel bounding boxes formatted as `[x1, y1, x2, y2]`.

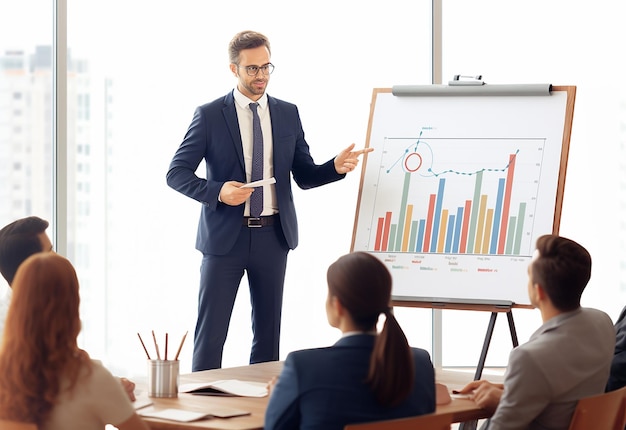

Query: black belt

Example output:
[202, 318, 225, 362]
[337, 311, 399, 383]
[243, 215, 277, 228]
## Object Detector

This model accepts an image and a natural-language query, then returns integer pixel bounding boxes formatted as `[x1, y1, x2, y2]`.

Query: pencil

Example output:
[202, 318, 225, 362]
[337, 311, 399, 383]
[165, 332, 169, 360]
[152, 330, 161, 360]
[174, 330, 188, 361]
[137, 333, 151, 359]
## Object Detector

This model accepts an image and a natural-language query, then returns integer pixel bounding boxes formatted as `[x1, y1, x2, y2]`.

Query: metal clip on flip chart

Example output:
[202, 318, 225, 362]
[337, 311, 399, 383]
[449, 74, 485, 86]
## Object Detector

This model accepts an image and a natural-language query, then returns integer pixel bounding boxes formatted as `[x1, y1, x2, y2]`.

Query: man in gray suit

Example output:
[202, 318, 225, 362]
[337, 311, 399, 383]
[458, 234, 614, 430]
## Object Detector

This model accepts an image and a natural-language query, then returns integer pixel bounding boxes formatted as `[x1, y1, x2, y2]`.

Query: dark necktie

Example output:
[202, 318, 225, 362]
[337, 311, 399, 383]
[249, 102, 263, 217]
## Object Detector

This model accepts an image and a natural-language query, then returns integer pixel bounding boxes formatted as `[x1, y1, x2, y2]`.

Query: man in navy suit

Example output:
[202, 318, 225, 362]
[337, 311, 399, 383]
[166, 30, 372, 371]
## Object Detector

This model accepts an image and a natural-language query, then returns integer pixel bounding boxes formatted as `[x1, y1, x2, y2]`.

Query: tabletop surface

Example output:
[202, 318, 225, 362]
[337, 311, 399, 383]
[136, 362, 502, 430]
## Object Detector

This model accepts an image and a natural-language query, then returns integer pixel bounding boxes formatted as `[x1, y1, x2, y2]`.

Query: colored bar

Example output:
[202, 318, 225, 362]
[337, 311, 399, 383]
[388, 225, 397, 250]
[423, 194, 436, 252]
[374, 217, 385, 251]
[430, 178, 446, 252]
[394, 172, 412, 251]
[409, 220, 419, 251]
[452, 207, 463, 253]
[445, 213, 455, 253]
[383, 212, 393, 251]
[505, 216, 517, 255]
[482, 209, 494, 254]
[401, 204, 414, 252]
[489, 178, 505, 254]
[416, 219, 426, 252]
[381, 212, 392, 251]
[473, 194, 488, 254]
[437, 209, 449, 253]
[498, 153, 517, 254]
[467, 171, 483, 253]
[459, 200, 472, 253]
[513, 203, 527, 255]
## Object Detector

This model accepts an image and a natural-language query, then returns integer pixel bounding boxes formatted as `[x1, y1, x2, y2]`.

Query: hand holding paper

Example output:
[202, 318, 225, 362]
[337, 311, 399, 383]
[240, 177, 276, 189]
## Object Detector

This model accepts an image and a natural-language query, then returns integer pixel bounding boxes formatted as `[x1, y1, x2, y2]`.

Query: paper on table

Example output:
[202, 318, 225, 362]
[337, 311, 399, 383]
[132, 392, 153, 410]
[240, 177, 276, 188]
[179, 379, 268, 397]
[138, 408, 209, 422]
[206, 407, 251, 418]
[138, 405, 250, 421]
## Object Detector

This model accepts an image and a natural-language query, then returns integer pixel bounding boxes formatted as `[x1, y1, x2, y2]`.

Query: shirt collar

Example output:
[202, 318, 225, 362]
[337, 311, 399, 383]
[233, 88, 268, 110]
[341, 330, 377, 339]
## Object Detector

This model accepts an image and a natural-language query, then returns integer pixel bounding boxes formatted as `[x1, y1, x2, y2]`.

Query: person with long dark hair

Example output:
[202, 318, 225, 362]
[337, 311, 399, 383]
[264, 251, 436, 430]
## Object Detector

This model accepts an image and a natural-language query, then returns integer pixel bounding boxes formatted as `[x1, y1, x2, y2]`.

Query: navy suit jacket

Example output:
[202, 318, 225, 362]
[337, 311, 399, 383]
[166, 91, 345, 255]
[264, 334, 436, 430]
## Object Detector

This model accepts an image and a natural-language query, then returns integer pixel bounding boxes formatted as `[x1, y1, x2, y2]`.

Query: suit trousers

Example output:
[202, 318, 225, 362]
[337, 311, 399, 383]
[192, 219, 289, 371]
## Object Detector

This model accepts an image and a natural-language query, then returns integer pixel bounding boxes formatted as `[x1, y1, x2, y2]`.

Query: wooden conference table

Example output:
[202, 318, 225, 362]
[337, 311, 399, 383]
[138, 361, 500, 430]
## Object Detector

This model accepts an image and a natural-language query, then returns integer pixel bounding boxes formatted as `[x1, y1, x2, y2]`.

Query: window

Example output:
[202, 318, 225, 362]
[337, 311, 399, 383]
[4, 0, 624, 381]
[0, 0, 54, 256]
[440, 0, 626, 367]
[65, 0, 433, 377]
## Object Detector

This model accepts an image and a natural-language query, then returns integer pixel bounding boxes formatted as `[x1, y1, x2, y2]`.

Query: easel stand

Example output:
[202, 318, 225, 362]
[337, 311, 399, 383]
[393, 301, 523, 430]
[394, 300, 520, 374]
[474, 306, 519, 380]
[465, 306, 519, 430]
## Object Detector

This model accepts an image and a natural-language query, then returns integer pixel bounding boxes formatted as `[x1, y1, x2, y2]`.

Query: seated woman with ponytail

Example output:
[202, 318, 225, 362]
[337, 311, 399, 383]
[264, 251, 436, 430]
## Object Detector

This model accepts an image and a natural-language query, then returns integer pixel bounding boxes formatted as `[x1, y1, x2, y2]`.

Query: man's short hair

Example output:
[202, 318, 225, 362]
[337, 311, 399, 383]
[228, 30, 271, 65]
[531, 234, 591, 311]
[0, 216, 49, 286]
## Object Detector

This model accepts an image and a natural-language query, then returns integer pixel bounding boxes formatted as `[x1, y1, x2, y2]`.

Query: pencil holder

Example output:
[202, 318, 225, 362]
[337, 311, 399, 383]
[147, 359, 179, 398]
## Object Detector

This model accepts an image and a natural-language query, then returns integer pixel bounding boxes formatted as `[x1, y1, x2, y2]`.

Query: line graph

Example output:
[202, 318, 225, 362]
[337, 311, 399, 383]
[363, 134, 545, 257]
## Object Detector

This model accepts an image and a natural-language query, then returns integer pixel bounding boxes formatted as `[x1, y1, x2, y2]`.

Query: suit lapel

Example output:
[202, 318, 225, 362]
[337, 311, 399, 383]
[267, 95, 280, 170]
[223, 91, 245, 172]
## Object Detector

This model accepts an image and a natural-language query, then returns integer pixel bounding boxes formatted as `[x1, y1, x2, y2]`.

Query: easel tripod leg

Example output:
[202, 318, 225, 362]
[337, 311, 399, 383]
[461, 310, 517, 430]
[474, 312, 498, 380]
[506, 310, 519, 347]
[460, 312, 498, 430]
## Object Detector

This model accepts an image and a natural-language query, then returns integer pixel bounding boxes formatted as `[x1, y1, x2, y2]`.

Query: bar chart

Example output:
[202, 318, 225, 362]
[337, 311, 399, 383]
[364, 135, 545, 258]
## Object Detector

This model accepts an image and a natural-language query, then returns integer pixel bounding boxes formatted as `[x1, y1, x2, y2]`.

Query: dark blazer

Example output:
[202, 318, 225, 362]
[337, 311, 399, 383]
[607, 305, 626, 391]
[264, 334, 436, 430]
[166, 91, 345, 255]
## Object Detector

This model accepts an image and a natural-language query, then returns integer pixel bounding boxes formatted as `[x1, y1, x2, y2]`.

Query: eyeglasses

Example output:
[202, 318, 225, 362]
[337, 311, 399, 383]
[239, 63, 275, 76]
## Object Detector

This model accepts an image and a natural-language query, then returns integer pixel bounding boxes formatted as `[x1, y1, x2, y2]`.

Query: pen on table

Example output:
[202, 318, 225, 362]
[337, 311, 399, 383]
[174, 330, 188, 361]
[152, 330, 161, 360]
[165, 332, 168, 360]
[137, 333, 151, 360]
